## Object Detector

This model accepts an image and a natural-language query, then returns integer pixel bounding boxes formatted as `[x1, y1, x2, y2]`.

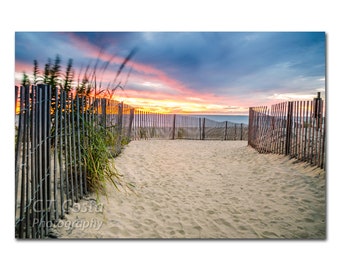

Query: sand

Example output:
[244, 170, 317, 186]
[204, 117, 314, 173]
[53, 140, 326, 239]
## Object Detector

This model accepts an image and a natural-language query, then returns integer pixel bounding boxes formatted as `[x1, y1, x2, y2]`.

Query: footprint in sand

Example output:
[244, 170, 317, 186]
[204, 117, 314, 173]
[214, 218, 233, 228]
[238, 225, 248, 231]
[261, 231, 280, 238]
[143, 218, 155, 225]
[109, 226, 121, 234]
[177, 230, 185, 236]
[207, 210, 215, 215]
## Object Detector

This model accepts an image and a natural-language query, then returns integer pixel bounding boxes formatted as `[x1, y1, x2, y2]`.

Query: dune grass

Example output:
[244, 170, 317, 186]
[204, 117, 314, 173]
[20, 48, 137, 196]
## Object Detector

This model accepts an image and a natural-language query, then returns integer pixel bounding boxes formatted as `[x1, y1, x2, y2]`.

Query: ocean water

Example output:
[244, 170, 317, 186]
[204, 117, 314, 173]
[191, 115, 249, 125]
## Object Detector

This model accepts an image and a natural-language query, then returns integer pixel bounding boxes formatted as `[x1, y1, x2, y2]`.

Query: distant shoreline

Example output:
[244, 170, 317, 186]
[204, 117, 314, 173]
[188, 114, 249, 125]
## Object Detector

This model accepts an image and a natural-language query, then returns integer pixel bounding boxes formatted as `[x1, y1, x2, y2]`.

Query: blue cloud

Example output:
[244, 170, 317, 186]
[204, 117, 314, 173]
[15, 31, 325, 100]
[127, 32, 325, 95]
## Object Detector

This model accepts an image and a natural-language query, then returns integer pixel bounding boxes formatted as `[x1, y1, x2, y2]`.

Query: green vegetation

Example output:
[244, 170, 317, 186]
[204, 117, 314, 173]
[82, 120, 120, 196]
[20, 50, 137, 196]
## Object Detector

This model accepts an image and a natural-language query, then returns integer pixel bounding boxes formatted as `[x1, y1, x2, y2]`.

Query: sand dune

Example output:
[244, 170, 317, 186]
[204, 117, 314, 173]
[53, 140, 325, 239]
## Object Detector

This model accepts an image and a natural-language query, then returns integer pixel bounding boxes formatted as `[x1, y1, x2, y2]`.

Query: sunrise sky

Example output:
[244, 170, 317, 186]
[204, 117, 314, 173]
[15, 32, 325, 115]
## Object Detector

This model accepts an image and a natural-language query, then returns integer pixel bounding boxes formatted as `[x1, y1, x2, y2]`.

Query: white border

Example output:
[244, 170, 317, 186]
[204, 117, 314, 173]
[1, 1, 339, 269]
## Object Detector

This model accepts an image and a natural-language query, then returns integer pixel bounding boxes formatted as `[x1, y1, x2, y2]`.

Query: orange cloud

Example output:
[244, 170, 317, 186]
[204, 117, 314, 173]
[114, 88, 249, 115]
[15, 35, 250, 115]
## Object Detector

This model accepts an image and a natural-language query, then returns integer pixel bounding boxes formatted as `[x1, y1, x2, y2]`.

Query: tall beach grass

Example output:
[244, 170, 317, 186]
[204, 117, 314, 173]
[19, 49, 137, 196]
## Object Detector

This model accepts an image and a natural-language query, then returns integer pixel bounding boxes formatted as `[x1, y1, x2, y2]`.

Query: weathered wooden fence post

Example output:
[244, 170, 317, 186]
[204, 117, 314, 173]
[116, 102, 123, 154]
[18, 85, 27, 238]
[199, 117, 202, 140]
[285, 101, 293, 156]
[240, 123, 243, 141]
[81, 95, 87, 195]
[15, 86, 19, 113]
[202, 117, 206, 140]
[53, 87, 59, 222]
[248, 108, 252, 146]
[321, 112, 326, 169]
[30, 86, 37, 237]
[15, 86, 23, 236]
[101, 98, 107, 130]
[127, 108, 135, 141]
[314, 92, 323, 130]
[59, 90, 66, 217]
[76, 94, 83, 198]
[71, 94, 79, 203]
[224, 121, 228, 141]
[46, 86, 52, 221]
[172, 114, 176, 140]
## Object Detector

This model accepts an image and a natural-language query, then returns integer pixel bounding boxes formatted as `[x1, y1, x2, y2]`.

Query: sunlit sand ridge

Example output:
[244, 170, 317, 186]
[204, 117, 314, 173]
[54, 140, 325, 239]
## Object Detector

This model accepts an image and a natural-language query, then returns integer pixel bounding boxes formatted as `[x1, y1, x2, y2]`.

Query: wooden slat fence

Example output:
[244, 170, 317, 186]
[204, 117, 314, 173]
[15, 84, 248, 238]
[129, 112, 247, 141]
[15, 85, 94, 239]
[248, 93, 326, 169]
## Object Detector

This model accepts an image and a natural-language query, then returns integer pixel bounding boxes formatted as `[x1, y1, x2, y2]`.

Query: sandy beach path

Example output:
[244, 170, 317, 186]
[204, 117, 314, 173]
[54, 140, 325, 239]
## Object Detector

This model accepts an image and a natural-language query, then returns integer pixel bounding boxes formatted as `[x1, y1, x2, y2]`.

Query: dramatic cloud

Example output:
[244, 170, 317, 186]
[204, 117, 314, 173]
[15, 32, 325, 114]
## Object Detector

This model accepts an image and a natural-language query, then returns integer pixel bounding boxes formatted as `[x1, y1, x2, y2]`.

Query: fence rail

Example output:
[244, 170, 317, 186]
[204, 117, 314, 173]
[15, 84, 247, 239]
[248, 93, 326, 169]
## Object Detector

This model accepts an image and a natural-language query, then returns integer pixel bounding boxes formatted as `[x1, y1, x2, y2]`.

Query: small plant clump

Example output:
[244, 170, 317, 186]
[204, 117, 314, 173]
[82, 121, 134, 197]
